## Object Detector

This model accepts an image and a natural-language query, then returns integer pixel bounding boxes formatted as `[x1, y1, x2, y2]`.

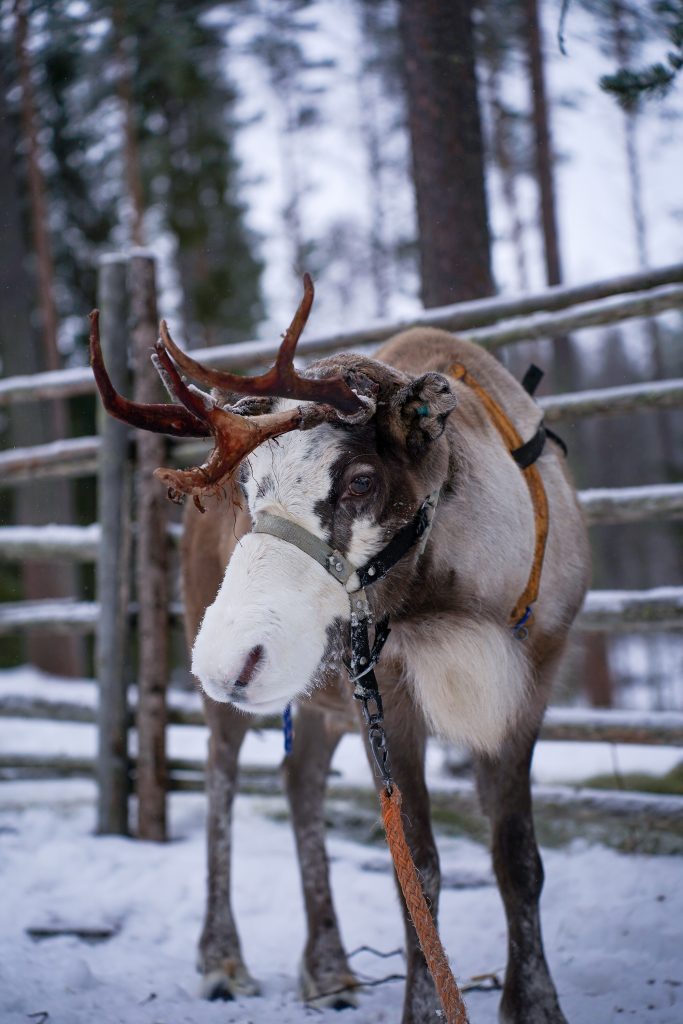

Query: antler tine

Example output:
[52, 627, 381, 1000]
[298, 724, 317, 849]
[89, 310, 210, 439]
[152, 339, 214, 421]
[158, 275, 364, 416]
[274, 269, 314, 370]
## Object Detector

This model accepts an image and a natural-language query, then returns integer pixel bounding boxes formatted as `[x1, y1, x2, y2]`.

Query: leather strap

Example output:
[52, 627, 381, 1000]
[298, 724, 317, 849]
[254, 491, 439, 596]
[253, 512, 358, 588]
[355, 490, 439, 589]
[449, 361, 550, 627]
[521, 363, 544, 396]
[511, 424, 546, 469]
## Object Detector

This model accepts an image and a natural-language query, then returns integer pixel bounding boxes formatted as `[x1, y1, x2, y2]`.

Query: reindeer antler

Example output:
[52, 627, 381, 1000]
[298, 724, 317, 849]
[89, 276, 372, 511]
[158, 274, 361, 414]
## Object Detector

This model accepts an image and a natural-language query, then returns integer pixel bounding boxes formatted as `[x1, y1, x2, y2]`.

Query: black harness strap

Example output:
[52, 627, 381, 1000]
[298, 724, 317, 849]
[520, 363, 569, 459]
[545, 426, 568, 457]
[521, 363, 544, 396]
[355, 498, 434, 590]
[511, 424, 547, 469]
[349, 613, 393, 785]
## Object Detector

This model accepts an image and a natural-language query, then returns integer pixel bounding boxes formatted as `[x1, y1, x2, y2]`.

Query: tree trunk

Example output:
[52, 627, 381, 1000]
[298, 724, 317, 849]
[357, 0, 391, 318]
[523, 0, 562, 287]
[112, 1, 145, 247]
[399, 0, 493, 306]
[14, 0, 63, 392]
[610, 0, 676, 456]
[95, 258, 133, 836]
[3, 23, 82, 677]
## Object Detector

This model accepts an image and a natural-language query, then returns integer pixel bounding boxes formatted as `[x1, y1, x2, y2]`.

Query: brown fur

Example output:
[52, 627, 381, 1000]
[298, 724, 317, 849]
[182, 329, 589, 1023]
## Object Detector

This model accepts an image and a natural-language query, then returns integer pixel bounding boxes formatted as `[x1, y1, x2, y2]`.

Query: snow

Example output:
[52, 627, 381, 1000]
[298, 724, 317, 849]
[582, 586, 683, 615]
[0, 780, 681, 1024]
[0, 366, 94, 403]
[1, 666, 682, 1021]
[0, 524, 101, 557]
[579, 482, 683, 504]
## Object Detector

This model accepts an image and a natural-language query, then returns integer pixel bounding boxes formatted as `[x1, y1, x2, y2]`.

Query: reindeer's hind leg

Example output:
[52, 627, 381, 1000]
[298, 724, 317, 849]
[283, 702, 359, 1009]
[474, 702, 567, 1024]
[197, 700, 259, 1000]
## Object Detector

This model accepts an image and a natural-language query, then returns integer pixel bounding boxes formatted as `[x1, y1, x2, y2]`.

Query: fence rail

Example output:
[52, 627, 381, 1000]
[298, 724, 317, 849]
[540, 377, 683, 421]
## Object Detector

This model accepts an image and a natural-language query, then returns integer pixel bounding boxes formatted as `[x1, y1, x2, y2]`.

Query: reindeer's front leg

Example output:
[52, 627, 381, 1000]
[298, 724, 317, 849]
[474, 725, 567, 1024]
[362, 675, 441, 1024]
[198, 700, 258, 1000]
[282, 702, 359, 1009]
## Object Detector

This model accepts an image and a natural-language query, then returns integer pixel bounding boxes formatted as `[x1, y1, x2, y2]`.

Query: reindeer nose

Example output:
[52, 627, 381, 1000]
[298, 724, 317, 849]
[232, 645, 264, 691]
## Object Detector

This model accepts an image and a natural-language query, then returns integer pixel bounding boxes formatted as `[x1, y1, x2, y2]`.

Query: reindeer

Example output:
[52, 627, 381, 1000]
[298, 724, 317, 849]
[90, 276, 589, 1024]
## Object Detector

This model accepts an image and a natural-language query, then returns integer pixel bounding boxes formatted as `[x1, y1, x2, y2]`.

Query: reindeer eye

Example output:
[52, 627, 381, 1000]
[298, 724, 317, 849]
[348, 475, 373, 496]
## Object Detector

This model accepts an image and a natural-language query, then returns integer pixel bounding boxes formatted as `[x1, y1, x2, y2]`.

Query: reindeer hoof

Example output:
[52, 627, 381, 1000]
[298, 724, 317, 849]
[299, 961, 359, 1010]
[200, 963, 261, 1001]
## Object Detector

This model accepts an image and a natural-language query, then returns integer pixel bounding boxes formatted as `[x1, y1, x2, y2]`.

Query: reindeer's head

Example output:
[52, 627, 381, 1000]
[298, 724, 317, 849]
[90, 277, 457, 714]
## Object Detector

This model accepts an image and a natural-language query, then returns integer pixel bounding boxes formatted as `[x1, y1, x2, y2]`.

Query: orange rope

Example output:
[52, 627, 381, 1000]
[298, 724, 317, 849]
[449, 362, 550, 625]
[381, 785, 469, 1024]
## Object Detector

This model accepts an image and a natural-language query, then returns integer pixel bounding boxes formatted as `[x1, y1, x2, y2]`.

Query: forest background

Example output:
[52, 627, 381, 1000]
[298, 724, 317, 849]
[1, 0, 681, 711]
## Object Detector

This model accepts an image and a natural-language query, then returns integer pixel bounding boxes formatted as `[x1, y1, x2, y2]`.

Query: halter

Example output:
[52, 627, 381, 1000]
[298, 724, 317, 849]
[253, 490, 440, 784]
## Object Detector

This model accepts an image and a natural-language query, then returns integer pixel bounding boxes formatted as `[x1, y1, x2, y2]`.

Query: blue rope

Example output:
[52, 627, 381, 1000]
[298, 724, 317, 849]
[512, 605, 533, 640]
[283, 703, 293, 755]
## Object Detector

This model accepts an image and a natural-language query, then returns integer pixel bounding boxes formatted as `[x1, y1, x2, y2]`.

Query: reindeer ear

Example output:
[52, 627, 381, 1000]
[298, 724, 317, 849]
[390, 372, 457, 453]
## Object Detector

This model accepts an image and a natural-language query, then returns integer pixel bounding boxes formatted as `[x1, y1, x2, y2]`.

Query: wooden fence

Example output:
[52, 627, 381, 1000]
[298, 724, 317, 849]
[1, 254, 682, 842]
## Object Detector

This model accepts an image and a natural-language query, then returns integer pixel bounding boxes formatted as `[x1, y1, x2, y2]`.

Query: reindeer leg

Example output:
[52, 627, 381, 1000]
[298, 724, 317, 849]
[197, 699, 259, 1000]
[474, 723, 567, 1024]
[362, 677, 441, 1024]
[282, 702, 359, 1009]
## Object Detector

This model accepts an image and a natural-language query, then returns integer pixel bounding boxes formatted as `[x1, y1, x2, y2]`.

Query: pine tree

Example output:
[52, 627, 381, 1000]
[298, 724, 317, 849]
[600, 0, 683, 109]
[100, 0, 264, 345]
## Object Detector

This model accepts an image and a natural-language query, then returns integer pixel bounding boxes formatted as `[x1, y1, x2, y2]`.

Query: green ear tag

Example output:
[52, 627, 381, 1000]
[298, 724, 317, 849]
[416, 404, 430, 418]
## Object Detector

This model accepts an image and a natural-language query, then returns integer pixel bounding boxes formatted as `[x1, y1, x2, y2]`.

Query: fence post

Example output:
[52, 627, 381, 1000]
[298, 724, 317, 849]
[96, 256, 133, 835]
[129, 252, 169, 841]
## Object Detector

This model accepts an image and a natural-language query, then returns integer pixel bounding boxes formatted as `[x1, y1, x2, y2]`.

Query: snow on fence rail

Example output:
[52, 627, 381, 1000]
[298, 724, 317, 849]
[1, 255, 682, 839]
[539, 377, 683, 421]
[1, 483, 682, 560]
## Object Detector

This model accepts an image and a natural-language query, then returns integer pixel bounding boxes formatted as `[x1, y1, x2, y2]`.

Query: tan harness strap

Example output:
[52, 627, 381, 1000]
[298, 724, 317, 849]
[449, 361, 550, 626]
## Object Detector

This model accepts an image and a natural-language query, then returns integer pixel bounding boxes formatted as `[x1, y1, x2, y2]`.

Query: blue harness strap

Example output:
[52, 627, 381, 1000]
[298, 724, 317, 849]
[283, 703, 294, 755]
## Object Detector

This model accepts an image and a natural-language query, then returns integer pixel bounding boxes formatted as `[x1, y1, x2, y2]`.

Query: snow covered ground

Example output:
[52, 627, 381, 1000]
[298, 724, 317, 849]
[0, 780, 682, 1024]
[1, 665, 682, 1024]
